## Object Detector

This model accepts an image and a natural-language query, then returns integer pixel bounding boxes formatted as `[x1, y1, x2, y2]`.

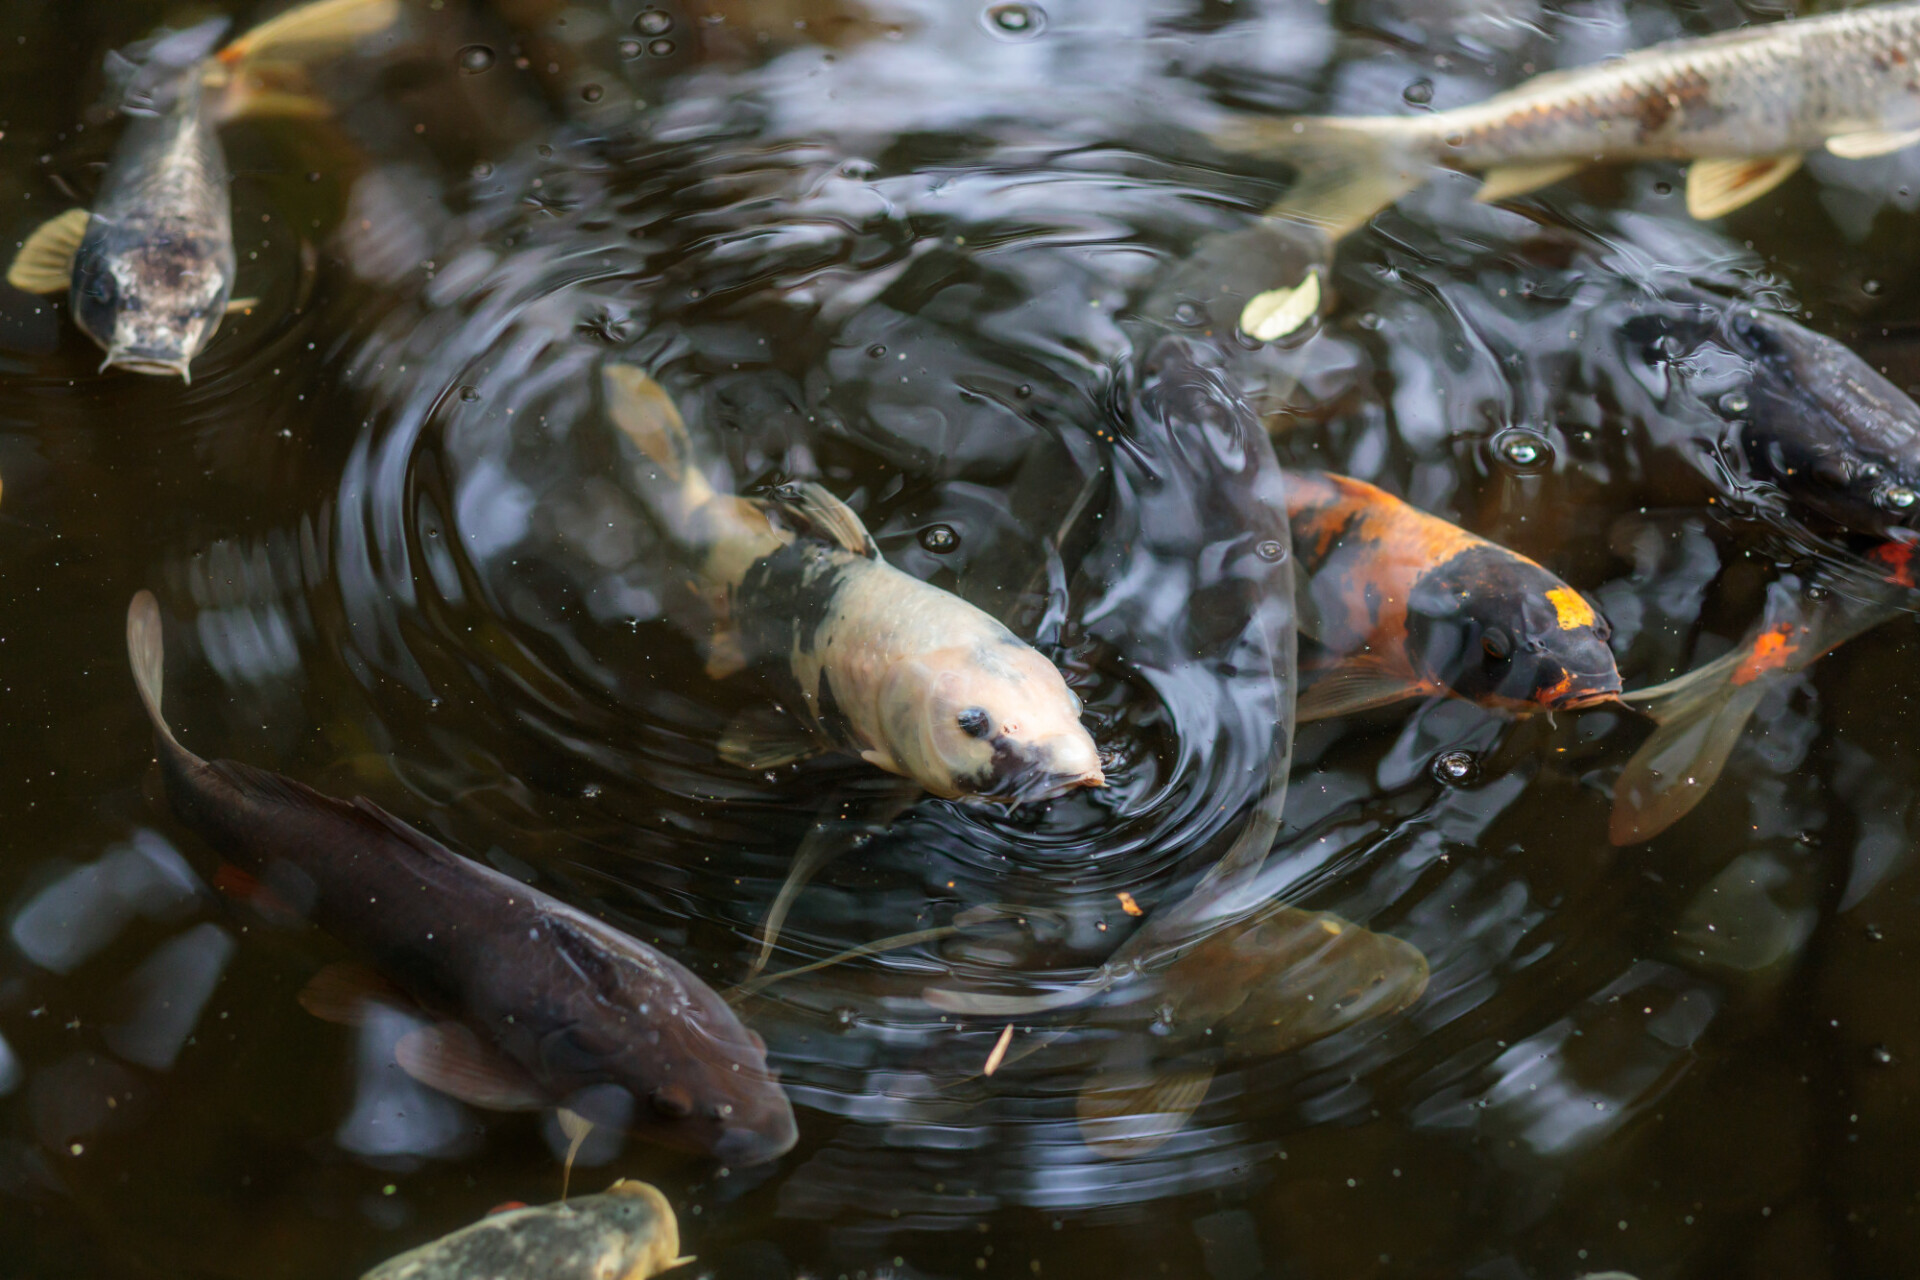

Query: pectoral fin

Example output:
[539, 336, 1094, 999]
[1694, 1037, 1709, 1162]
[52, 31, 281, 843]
[773, 482, 879, 558]
[557, 1108, 593, 1201]
[395, 1022, 547, 1111]
[1076, 1062, 1215, 1159]
[1474, 160, 1581, 204]
[1610, 677, 1766, 845]
[297, 960, 412, 1025]
[1685, 155, 1802, 219]
[1240, 271, 1322, 342]
[1825, 127, 1920, 159]
[216, 0, 400, 66]
[7, 208, 89, 295]
[703, 628, 749, 681]
[718, 706, 825, 770]
[225, 296, 260, 314]
[1295, 664, 1429, 721]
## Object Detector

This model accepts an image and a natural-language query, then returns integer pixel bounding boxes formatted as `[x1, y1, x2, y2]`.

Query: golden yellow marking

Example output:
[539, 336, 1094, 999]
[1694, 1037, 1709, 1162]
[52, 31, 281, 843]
[1117, 891, 1143, 917]
[1546, 586, 1597, 631]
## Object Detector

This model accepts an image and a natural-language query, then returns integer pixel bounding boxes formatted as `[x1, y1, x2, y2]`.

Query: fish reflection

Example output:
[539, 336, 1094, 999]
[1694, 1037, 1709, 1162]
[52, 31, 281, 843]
[1288, 471, 1621, 719]
[362, 1180, 687, 1280]
[602, 363, 1103, 803]
[1217, 2, 1920, 244]
[1611, 541, 1917, 844]
[124, 591, 796, 1166]
[5, 0, 397, 378]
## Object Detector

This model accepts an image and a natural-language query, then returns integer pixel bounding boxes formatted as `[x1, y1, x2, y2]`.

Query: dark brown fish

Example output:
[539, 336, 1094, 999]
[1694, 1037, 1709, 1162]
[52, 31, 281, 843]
[125, 591, 796, 1166]
[1286, 470, 1621, 719]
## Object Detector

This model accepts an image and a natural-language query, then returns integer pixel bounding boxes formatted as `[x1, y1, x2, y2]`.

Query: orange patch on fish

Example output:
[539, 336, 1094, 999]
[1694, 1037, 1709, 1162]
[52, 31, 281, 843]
[1117, 891, 1143, 917]
[1870, 538, 1919, 589]
[486, 1201, 529, 1217]
[1731, 624, 1799, 685]
[1546, 586, 1597, 631]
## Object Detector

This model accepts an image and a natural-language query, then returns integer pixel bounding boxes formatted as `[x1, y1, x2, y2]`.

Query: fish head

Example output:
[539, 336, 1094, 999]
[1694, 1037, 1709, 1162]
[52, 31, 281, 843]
[1405, 550, 1621, 713]
[1722, 307, 1920, 535]
[73, 223, 234, 379]
[875, 637, 1105, 802]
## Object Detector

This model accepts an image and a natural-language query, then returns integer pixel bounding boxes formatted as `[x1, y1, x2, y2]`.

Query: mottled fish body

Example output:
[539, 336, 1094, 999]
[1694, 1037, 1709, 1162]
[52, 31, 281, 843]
[603, 364, 1104, 803]
[1219, 2, 1920, 243]
[125, 591, 796, 1166]
[1287, 470, 1621, 719]
[363, 1181, 688, 1280]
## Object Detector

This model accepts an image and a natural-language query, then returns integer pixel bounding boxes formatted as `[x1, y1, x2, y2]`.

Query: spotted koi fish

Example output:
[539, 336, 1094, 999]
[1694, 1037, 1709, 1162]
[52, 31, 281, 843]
[601, 364, 1103, 803]
[1286, 470, 1621, 719]
[1218, 1, 1920, 247]
[1611, 539, 1918, 844]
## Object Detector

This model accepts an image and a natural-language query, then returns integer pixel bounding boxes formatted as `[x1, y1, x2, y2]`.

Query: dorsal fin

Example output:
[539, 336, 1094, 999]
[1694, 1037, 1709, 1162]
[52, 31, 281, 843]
[772, 482, 878, 557]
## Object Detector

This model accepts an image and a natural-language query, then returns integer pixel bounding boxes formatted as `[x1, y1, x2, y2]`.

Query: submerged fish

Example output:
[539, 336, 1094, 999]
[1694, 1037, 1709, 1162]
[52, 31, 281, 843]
[601, 363, 1104, 803]
[6, 0, 398, 378]
[1287, 470, 1621, 719]
[1218, 2, 1920, 245]
[125, 591, 797, 1166]
[1636, 304, 1920, 538]
[362, 1180, 688, 1280]
[1611, 540, 1916, 844]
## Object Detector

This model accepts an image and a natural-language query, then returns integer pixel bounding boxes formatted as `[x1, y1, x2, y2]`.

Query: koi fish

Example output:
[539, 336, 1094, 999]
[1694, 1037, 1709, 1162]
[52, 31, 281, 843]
[1286, 470, 1621, 719]
[362, 1181, 689, 1280]
[5, 0, 399, 379]
[601, 363, 1104, 803]
[1217, 2, 1920, 245]
[1610, 540, 1916, 844]
[125, 590, 797, 1166]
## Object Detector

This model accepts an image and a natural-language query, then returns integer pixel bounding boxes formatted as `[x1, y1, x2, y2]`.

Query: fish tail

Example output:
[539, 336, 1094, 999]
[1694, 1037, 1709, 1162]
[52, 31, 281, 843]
[603, 363, 695, 484]
[1212, 114, 1435, 241]
[216, 0, 401, 67]
[126, 590, 184, 752]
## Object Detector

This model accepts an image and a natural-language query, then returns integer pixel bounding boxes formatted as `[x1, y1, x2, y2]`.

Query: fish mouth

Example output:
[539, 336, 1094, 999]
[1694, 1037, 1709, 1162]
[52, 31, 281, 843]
[1536, 675, 1625, 712]
[710, 1109, 798, 1166]
[102, 350, 193, 381]
[976, 765, 1106, 806]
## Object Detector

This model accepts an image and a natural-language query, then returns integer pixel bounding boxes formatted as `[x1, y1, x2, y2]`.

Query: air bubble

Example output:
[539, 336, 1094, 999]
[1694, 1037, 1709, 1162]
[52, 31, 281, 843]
[648, 37, 675, 55]
[471, 160, 494, 180]
[1653, 181, 1672, 196]
[1172, 302, 1201, 326]
[581, 83, 604, 103]
[920, 524, 959, 553]
[867, 344, 887, 359]
[1871, 1045, 1896, 1066]
[1864, 278, 1884, 296]
[459, 386, 481, 402]
[1882, 484, 1918, 511]
[1256, 539, 1287, 562]
[456, 44, 495, 73]
[983, 3, 1046, 38]
[635, 9, 673, 34]
[1402, 79, 1434, 106]
[833, 1006, 858, 1028]
[1492, 427, 1553, 474]
[1718, 390, 1750, 416]
[618, 38, 643, 58]
[1431, 750, 1478, 786]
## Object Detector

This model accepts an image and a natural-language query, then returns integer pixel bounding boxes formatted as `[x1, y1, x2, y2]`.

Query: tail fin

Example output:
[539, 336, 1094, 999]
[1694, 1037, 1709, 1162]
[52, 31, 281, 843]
[216, 0, 400, 66]
[602, 364, 692, 481]
[126, 590, 183, 751]
[1212, 114, 1433, 242]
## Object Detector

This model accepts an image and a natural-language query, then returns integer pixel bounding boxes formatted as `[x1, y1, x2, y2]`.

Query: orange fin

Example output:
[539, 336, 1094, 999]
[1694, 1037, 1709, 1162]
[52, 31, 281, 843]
[395, 1022, 546, 1111]
[297, 960, 411, 1026]
[211, 863, 303, 923]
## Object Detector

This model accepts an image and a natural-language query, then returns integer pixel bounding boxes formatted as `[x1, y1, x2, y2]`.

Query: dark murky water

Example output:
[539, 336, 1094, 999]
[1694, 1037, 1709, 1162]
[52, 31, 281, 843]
[6, 1, 1920, 1277]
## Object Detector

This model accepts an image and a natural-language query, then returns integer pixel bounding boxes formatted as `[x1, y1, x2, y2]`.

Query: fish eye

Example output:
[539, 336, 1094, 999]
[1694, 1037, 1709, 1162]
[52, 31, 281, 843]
[956, 707, 992, 738]
[1481, 628, 1513, 662]
[649, 1085, 693, 1119]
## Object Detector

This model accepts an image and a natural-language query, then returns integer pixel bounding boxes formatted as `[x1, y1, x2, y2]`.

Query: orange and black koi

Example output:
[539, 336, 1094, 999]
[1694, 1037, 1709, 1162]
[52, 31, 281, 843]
[1286, 471, 1622, 719]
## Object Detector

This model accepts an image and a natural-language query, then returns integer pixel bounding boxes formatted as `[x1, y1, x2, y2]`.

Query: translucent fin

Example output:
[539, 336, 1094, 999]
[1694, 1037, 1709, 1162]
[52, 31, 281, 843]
[1295, 665, 1426, 721]
[1240, 271, 1321, 342]
[217, 0, 400, 66]
[602, 363, 690, 479]
[394, 1022, 546, 1111]
[773, 482, 879, 558]
[1685, 155, 1801, 219]
[1211, 114, 1431, 241]
[557, 1108, 593, 1201]
[125, 590, 183, 751]
[920, 977, 1107, 1017]
[1610, 677, 1767, 845]
[749, 818, 867, 977]
[718, 707, 825, 770]
[1825, 127, 1920, 159]
[1076, 1062, 1215, 1159]
[297, 960, 410, 1025]
[702, 629, 749, 681]
[1474, 160, 1580, 204]
[7, 209, 88, 295]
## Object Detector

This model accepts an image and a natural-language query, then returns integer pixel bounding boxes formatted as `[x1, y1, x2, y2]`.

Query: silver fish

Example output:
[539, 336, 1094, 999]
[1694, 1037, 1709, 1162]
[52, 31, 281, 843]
[5, 0, 398, 379]
[362, 1181, 689, 1280]
[602, 364, 1105, 803]
[1219, 1, 1920, 243]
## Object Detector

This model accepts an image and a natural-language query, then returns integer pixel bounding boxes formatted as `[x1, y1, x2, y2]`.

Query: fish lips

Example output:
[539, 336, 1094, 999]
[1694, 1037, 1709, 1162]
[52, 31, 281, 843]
[102, 347, 194, 380]
[965, 738, 1106, 805]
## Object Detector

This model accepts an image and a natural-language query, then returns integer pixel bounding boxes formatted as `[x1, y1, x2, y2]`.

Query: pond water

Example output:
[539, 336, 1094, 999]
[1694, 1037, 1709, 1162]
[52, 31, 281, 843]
[3, 1, 1920, 1277]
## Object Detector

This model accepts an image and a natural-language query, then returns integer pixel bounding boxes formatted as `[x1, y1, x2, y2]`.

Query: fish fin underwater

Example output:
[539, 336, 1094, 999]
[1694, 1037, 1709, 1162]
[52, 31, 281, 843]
[718, 707, 827, 771]
[1295, 661, 1431, 722]
[1075, 1061, 1216, 1160]
[1473, 160, 1581, 204]
[297, 960, 412, 1026]
[1240, 271, 1322, 342]
[602, 362, 694, 479]
[1685, 155, 1803, 219]
[1824, 126, 1920, 159]
[214, 0, 401, 69]
[126, 590, 182, 749]
[770, 481, 879, 558]
[6, 209, 90, 295]
[1210, 114, 1429, 242]
[394, 1021, 548, 1111]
